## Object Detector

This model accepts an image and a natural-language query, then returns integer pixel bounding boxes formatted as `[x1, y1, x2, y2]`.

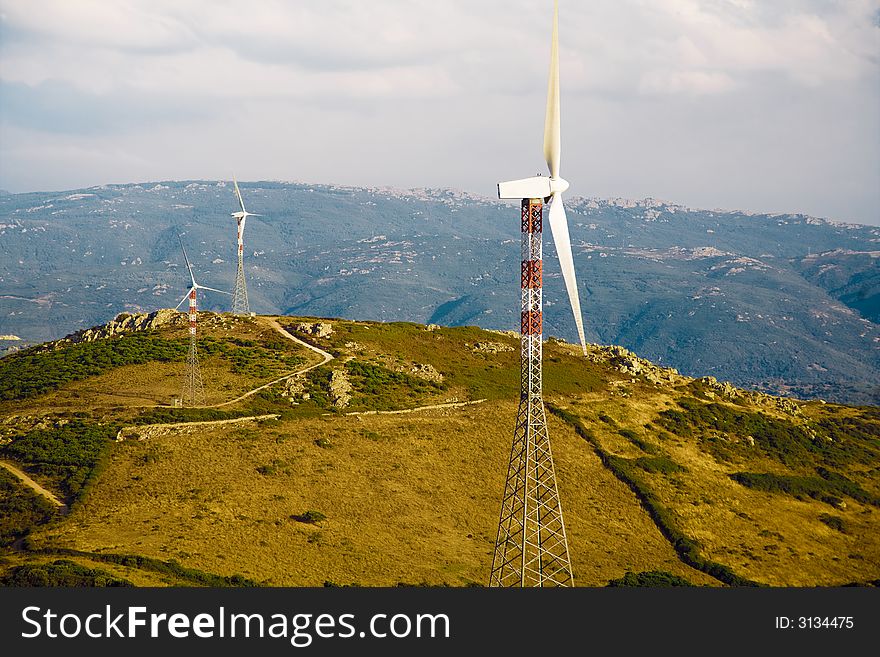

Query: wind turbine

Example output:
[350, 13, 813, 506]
[490, 0, 578, 588]
[174, 236, 231, 407]
[230, 175, 261, 315]
[497, 0, 587, 355]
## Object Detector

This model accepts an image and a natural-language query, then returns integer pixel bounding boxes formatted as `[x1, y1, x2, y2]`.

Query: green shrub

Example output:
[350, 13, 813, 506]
[0, 333, 187, 400]
[1, 560, 133, 587]
[730, 471, 879, 507]
[0, 470, 57, 547]
[818, 514, 848, 534]
[657, 399, 879, 469]
[1, 421, 116, 503]
[607, 571, 695, 587]
[292, 510, 326, 524]
[35, 549, 257, 587]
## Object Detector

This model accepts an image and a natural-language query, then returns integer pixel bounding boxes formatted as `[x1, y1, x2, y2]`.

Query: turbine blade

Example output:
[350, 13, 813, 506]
[197, 285, 233, 296]
[548, 193, 587, 354]
[175, 290, 191, 310]
[178, 234, 197, 288]
[543, 0, 561, 179]
[233, 174, 246, 214]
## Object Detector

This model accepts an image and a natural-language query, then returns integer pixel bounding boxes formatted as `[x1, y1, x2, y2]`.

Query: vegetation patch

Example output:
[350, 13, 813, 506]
[1, 421, 116, 504]
[0, 333, 188, 401]
[548, 405, 761, 587]
[620, 430, 660, 455]
[292, 510, 326, 524]
[818, 514, 848, 534]
[32, 549, 257, 587]
[607, 570, 695, 587]
[0, 469, 57, 547]
[730, 470, 880, 508]
[657, 399, 879, 469]
[1, 559, 133, 587]
[344, 360, 444, 410]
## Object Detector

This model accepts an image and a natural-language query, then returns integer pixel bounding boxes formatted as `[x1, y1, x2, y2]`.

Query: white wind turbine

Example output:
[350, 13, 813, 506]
[175, 236, 231, 407]
[230, 175, 261, 315]
[497, 0, 587, 355]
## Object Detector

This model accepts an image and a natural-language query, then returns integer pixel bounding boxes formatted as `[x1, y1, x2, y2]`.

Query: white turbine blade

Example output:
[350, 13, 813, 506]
[543, 0, 561, 179]
[197, 285, 232, 296]
[175, 290, 191, 310]
[178, 235, 197, 288]
[233, 174, 246, 214]
[548, 193, 587, 355]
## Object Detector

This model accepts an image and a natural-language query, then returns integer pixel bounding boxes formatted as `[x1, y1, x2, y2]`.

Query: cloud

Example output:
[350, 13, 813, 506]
[0, 79, 209, 134]
[0, 0, 877, 223]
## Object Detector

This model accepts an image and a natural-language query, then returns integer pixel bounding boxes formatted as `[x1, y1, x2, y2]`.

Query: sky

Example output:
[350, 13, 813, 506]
[1, 0, 878, 225]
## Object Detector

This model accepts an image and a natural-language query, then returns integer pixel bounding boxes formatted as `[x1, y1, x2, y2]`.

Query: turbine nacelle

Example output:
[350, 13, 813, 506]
[231, 210, 260, 220]
[498, 0, 587, 356]
[497, 176, 569, 201]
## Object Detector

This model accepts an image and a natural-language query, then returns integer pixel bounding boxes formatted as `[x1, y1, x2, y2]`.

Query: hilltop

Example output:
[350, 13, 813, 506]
[0, 181, 877, 404]
[1, 312, 878, 587]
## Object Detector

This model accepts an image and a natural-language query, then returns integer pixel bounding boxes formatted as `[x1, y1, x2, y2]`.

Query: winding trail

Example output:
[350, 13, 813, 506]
[206, 318, 334, 409]
[0, 459, 66, 509]
[343, 399, 488, 417]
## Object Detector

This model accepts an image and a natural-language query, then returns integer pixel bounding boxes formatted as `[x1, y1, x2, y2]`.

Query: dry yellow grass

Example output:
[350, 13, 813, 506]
[36, 401, 716, 586]
[6, 315, 879, 588]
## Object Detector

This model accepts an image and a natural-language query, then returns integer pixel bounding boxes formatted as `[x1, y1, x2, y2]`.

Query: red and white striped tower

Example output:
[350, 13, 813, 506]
[181, 286, 206, 407]
[490, 0, 582, 588]
[489, 198, 573, 587]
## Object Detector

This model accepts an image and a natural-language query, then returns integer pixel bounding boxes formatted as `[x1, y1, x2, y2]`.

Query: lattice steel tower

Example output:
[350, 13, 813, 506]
[231, 218, 250, 315]
[181, 288, 206, 407]
[489, 198, 574, 587]
[490, 0, 584, 587]
[230, 176, 260, 315]
[174, 236, 229, 407]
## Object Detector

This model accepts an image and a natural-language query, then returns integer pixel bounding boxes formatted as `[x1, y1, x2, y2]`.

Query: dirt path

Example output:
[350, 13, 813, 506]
[206, 318, 334, 409]
[343, 399, 488, 417]
[0, 459, 66, 509]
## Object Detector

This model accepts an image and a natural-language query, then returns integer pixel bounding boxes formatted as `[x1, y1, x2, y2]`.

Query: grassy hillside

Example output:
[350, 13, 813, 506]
[0, 313, 877, 587]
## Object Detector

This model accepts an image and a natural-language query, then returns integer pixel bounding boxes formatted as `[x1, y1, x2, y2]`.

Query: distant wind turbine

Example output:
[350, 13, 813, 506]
[175, 235, 231, 407]
[230, 175, 261, 315]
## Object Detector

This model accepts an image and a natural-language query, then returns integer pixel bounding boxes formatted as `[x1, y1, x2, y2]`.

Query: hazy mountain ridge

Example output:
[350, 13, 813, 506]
[0, 180, 877, 404]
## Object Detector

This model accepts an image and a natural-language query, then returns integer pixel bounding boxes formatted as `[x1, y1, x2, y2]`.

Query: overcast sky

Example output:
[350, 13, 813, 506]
[1, 0, 878, 224]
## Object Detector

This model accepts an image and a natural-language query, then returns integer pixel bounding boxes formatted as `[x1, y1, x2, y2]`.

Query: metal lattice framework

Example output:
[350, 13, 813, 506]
[181, 288, 206, 407]
[231, 218, 250, 315]
[489, 198, 574, 587]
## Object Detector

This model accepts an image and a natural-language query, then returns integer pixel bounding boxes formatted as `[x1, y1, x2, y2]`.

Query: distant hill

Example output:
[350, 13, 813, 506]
[0, 181, 877, 404]
[0, 313, 877, 587]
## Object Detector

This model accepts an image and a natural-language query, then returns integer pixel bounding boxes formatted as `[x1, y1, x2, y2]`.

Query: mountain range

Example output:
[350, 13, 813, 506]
[0, 181, 877, 404]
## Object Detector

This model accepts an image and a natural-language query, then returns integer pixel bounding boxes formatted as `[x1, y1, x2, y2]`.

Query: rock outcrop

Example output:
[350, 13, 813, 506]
[281, 376, 310, 403]
[292, 322, 334, 338]
[471, 341, 515, 355]
[587, 345, 683, 386]
[409, 363, 444, 383]
[329, 369, 352, 408]
[56, 309, 185, 345]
